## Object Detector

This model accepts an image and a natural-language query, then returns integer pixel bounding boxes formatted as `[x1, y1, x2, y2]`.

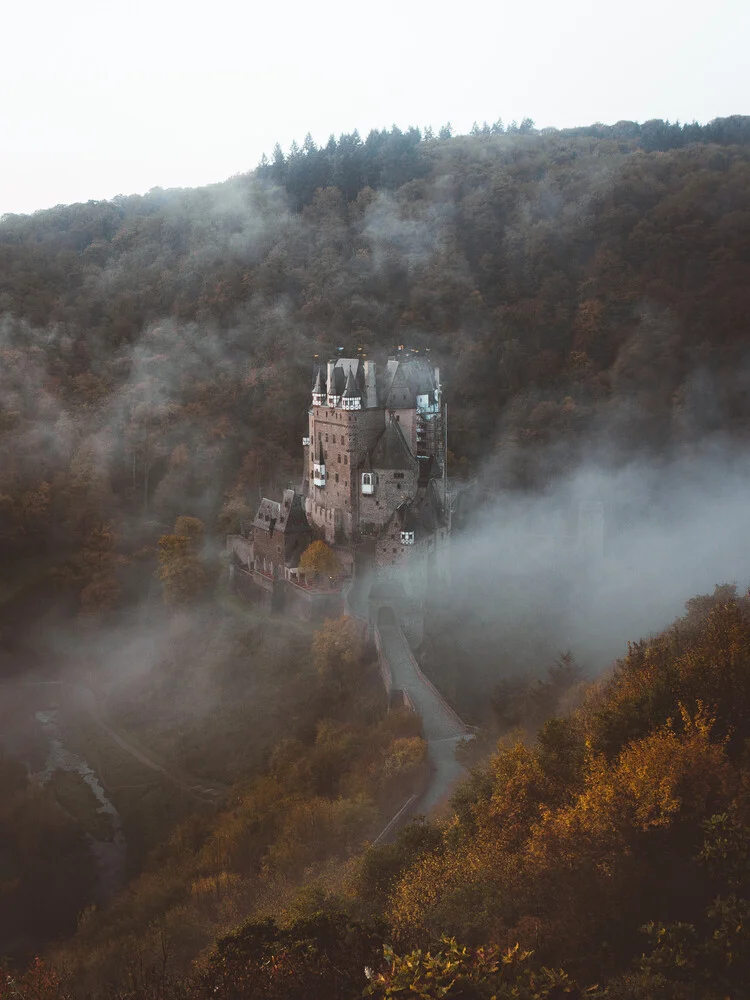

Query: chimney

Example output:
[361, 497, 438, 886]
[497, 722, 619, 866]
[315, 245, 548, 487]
[327, 360, 335, 399]
[364, 360, 378, 408]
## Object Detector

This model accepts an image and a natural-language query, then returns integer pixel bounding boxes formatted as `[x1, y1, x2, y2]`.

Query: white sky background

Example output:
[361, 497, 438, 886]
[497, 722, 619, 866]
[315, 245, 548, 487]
[1, 0, 748, 216]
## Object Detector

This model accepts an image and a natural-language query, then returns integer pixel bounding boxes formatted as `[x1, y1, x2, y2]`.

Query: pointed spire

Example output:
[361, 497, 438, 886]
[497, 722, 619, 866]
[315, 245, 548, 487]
[313, 367, 324, 394]
[342, 368, 361, 399]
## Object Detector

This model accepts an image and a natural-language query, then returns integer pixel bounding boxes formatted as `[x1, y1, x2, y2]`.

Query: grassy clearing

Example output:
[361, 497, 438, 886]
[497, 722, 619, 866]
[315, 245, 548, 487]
[48, 769, 114, 842]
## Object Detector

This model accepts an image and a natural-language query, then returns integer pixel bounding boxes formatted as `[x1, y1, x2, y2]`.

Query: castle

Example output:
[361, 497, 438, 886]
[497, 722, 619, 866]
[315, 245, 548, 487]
[227, 353, 451, 617]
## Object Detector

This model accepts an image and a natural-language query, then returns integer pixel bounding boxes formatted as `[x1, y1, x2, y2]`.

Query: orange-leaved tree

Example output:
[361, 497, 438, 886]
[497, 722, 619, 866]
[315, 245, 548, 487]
[299, 539, 340, 577]
[157, 516, 208, 606]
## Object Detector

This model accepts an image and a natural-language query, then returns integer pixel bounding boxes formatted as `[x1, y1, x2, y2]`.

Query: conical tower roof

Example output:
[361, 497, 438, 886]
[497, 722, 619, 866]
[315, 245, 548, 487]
[312, 367, 324, 394]
[342, 368, 361, 399]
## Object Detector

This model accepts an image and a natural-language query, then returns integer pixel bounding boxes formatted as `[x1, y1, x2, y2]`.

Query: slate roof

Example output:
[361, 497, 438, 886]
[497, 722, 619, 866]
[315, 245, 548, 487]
[253, 498, 281, 531]
[328, 358, 363, 396]
[387, 483, 444, 538]
[369, 420, 418, 471]
[381, 357, 437, 409]
[253, 490, 311, 535]
[277, 489, 311, 534]
[342, 368, 361, 399]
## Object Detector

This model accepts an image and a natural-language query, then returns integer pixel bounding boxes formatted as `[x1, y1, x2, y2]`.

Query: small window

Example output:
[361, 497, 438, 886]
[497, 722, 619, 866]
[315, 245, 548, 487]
[338, 454, 341, 463]
[344, 455, 348, 465]
[332, 435, 336, 444]
[397, 483, 401, 489]
[325, 434, 328, 442]
[335, 473, 339, 482]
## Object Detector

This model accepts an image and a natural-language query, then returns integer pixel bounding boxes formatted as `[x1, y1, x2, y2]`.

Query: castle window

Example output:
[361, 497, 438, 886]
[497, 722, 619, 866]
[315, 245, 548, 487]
[397, 483, 401, 489]
[361, 472, 374, 495]
[332, 435, 336, 443]
[335, 473, 339, 483]
[344, 455, 348, 465]
[400, 531, 415, 545]
[325, 434, 328, 442]
[338, 454, 341, 463]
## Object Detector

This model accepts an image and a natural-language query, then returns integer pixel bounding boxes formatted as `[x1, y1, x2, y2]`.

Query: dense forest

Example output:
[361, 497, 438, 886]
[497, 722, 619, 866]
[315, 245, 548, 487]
[2, 114, 750, 579]
[2, 115, 750, 996]
[5, 585, 750, 997]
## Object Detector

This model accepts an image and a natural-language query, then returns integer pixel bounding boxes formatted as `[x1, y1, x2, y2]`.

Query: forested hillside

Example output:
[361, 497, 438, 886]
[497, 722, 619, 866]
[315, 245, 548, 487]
[6, 585, 750, 997]
[3, 116, 750, 998]
[2, 116, 750, 587]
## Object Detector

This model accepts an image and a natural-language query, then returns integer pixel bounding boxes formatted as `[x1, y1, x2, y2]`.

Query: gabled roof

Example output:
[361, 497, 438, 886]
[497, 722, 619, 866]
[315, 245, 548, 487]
[404, 357, 437, 396]
[369, 419, 418, 471]
[381, 357, 437, 409]
[253, 492, 311, 535]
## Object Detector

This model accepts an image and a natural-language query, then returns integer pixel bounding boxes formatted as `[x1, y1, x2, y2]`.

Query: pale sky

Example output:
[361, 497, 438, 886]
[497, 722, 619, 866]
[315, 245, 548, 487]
[1, 0, 748, 216]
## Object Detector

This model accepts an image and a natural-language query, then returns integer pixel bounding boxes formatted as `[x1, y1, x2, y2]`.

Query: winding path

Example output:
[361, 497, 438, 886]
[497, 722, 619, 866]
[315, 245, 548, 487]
[345, 570, 470, 822]
[377, 623, 468, 815]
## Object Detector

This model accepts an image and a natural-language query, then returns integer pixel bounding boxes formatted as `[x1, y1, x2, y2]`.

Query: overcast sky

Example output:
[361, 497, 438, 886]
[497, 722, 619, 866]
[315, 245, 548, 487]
[1, 0, 747, 216]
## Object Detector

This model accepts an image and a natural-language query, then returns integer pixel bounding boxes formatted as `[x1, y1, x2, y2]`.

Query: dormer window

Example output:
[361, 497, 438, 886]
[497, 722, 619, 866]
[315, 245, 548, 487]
[361, 472, 374, 495]
[400, 531, 415, 545]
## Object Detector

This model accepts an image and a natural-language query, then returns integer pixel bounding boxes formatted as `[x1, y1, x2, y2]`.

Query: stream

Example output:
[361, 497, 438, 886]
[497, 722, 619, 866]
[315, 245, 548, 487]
[1, 681, 128, 907]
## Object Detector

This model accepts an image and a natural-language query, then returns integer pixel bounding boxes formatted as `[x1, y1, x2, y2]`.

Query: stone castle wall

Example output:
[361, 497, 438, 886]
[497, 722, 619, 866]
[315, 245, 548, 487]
[358, 465, 418, 535]
[307, 405, 385, 541]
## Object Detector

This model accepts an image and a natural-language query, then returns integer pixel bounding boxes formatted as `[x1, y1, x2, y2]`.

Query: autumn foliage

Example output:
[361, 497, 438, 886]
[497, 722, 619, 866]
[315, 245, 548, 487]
[298, 539, 341, 578]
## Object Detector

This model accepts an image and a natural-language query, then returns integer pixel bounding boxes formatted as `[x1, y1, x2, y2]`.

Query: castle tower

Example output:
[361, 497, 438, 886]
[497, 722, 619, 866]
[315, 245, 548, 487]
[303, 355, 448, 551]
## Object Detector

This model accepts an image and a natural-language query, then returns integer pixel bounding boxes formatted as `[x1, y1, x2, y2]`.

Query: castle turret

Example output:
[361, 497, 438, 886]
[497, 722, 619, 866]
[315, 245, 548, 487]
[326, 360, 340, 407]
[341, 368, 362, 410]
[312, 367, 325, 407]
[364, 360, 378, 408]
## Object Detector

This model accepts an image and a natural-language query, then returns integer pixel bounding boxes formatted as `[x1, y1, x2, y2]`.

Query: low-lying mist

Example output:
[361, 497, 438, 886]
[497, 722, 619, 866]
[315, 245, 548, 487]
[444, 441, 750, 681]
